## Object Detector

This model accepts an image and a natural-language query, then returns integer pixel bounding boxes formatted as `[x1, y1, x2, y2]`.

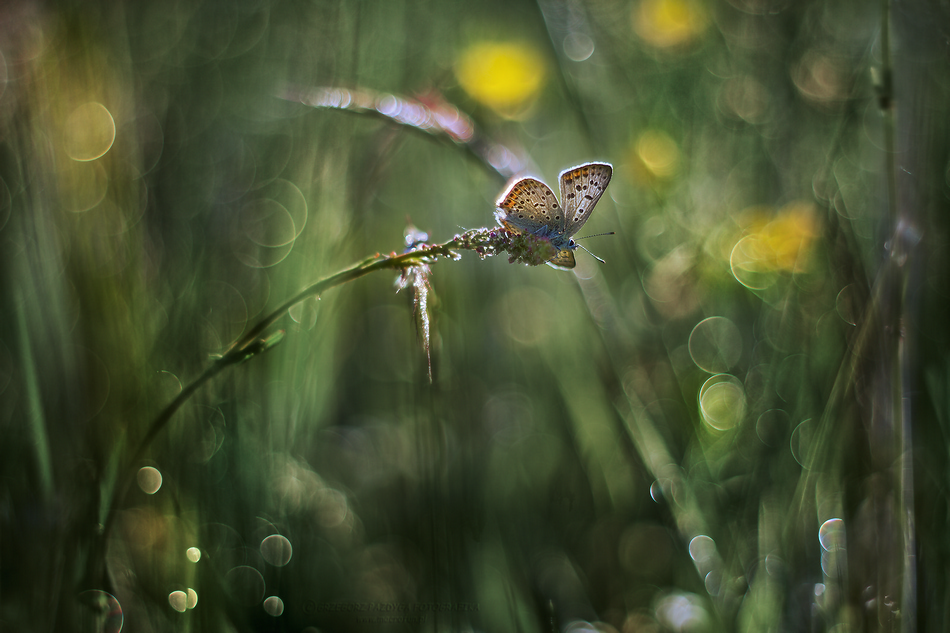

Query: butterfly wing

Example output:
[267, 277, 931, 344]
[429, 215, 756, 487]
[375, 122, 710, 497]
[557, 162, 612, 239]
[496, 164, 611, 270]
[495, 177, 562, 238]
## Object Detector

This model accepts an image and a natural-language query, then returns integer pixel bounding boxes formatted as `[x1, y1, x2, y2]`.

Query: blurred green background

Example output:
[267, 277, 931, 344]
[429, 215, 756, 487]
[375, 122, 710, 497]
[2, 0, 949, 631]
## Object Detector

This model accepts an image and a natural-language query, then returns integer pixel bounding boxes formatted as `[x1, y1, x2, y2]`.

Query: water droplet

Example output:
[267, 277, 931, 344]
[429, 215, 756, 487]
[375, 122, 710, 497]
[563, 33, 594, 62]
[263, 596, 284, 617]
[137, 467, 162, 494]
[698, 374, 746, 431]
[168, 590, 187, 613]
[260, 534, 293, 567]
[688, 316, 742, 373]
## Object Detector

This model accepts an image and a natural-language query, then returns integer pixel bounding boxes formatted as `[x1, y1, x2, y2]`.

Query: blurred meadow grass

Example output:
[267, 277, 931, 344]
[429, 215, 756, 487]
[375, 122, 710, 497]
[1, 0, 949, 632]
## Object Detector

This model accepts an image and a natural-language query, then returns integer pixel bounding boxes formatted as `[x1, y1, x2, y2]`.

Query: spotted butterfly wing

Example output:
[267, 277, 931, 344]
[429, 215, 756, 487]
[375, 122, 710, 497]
[495, 162, 612, 269]
[558, 162, 612, 240]
[494, 178, 562, 238]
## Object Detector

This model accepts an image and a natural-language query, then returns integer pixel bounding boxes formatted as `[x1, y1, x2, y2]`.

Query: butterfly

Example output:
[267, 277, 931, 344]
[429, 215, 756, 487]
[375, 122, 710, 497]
[494, 162, 612, 269]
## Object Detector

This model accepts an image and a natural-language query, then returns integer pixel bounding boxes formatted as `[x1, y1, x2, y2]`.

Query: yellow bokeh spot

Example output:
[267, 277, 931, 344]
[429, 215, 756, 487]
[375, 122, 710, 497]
[456, 42, 546, 116]
[699, 374, 746, 432]
[733, 203, 819, 278]
[631, 129, 680, 184]
[763, 204, 819, 271]
[633, 0, 708, 50]
[63, 102, 116, 161]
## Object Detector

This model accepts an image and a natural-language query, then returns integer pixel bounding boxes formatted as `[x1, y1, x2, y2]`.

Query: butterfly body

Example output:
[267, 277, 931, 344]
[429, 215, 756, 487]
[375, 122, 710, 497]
[495, 162, 612, 269]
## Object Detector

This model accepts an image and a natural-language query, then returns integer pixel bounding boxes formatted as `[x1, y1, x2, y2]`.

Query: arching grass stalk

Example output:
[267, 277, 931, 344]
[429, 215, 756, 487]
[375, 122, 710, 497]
[91, 223, 559, 586]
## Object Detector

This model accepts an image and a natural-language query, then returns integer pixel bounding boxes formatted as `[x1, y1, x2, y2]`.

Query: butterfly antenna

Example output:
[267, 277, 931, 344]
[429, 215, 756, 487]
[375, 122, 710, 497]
[576, 242, 606, 264]
[574, 231, 616, 241]
[573, 231, 614, 263]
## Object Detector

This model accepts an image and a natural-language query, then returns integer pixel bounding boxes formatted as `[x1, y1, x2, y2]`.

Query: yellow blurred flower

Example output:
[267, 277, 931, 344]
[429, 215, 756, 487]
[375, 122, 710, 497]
[633, 0, 708, 50]
[629, 129, 680, 185]
[455, 42, 546, 117]
[733, 203, 819, 277]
